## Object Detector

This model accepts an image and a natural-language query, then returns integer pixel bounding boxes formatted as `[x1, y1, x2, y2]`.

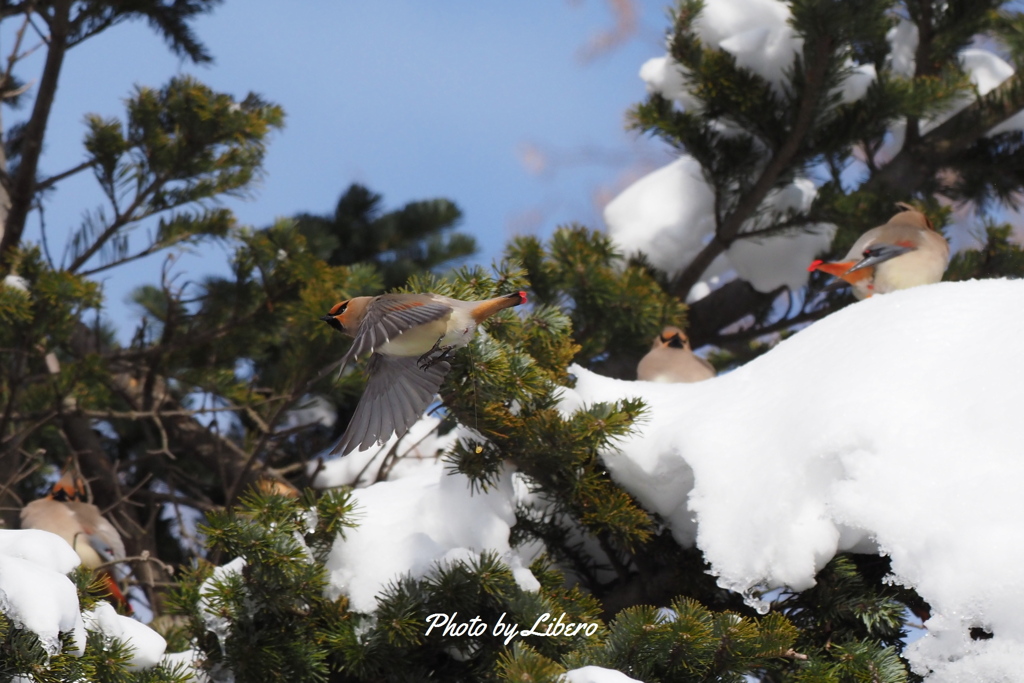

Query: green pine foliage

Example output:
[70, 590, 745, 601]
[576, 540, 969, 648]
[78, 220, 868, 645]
[508, 227, 688, 378]
[295, 183, 477, 291]
[557, 599, 800, 682]
[169, 490, 355, 683]
[946, 223, 1024, 280]
[773, 555, 917, 682]
[169, 491, 606, 682]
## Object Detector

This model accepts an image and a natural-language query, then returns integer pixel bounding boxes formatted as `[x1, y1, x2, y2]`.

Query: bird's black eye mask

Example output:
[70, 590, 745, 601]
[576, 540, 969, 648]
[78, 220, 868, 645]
[320, 315, 344, 333]
[661, 334, 686, 348]
[320, 300, 349, 332]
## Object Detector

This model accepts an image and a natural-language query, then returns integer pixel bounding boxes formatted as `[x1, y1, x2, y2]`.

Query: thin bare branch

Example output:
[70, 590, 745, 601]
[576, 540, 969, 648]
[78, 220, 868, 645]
[35, 159, 94, 192]
[1, 4, 36, 90]
[65, 174, 163, 274]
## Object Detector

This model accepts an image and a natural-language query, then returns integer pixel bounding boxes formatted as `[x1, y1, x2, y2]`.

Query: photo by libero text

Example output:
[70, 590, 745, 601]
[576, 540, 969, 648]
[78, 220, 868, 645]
[424, 612, 601, 646]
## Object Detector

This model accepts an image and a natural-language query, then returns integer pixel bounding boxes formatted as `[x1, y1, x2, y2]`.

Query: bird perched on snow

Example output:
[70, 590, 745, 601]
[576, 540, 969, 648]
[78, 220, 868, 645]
[808, 204, 948, 299]
[637, 326, 716, 383]
[320, 290, 527, 456]
[20, 471, 129, 608]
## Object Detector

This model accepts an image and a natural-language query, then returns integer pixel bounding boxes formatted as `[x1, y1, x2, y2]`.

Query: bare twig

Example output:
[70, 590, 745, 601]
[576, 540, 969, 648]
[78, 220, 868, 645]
[37, 199, 55, 268]
[98, 472, 153, 518]
[0, 452, 44, 509]
[702, 306, 832, 349]
[65, 173, 164, 274]
[1, 3, 36, 90]
[96, 550, 175, 577]
[375, 411, 443, 484]
[78, 403, 275, 420]
[34, 159, 94, 192]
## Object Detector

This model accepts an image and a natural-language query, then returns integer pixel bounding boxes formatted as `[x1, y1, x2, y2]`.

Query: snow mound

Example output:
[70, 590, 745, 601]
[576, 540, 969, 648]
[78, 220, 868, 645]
[0, 553, 85, 655]
[323, 460, 538, 613]
[0, 528, 82, 574]
[887, 19, 918, 77]
[725, 178, 835, 292]
[875, 35, 1022, 162]
[0, 529, 167, 668]
[693, 0, 802, 89]
[563, 279, 1024, 680]
[603, 156, 716, 277]
[638, 57, 696, 110]
[84, 602, 167, 670]
[563, 665, 644, 683]
[641, 0, 874, 104]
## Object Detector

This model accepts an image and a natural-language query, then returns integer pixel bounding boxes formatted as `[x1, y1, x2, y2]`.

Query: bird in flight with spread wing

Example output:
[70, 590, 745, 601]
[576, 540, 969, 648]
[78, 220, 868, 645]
[320, 290, 527, 456]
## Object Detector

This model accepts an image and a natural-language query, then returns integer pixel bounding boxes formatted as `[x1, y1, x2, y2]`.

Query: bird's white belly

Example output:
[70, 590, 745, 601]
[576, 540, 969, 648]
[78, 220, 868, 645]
[377, 318, 447, 356]
[72, 535, 106, 569]
[437, 308, 477, 349]
[376, 309, 477, 357]
[875, 251, 946, 294]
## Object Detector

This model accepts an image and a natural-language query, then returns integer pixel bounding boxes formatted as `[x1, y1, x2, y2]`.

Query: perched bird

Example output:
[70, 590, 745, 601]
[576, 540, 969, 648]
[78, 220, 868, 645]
[321, 290, 527, 456]
[808, 205, 949, 299]
[637, 326, 716, 383]
[20, 471, 129, 607]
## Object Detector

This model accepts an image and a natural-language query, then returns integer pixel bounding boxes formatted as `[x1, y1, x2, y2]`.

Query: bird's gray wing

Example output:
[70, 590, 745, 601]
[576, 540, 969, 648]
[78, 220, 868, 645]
[69, 501, 126, 560]
[845, 243, 918, 274]
[331, 353, 451, 456]
[341, 296, 451, 369]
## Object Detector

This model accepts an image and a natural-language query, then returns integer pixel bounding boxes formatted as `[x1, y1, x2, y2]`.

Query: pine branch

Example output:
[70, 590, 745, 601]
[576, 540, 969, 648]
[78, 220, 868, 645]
[670, 34, 835, 299]
[65, 173, 164, 273]
[868, 71, 1024, 199]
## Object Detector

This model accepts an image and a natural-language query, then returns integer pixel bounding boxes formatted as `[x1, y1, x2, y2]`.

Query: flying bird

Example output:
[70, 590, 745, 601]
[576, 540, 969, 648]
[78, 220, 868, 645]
[20, 471, 130, 608]
[808, 205, 949, 299]
[637, 326, 716, 383]
[321, 290, 527, 456]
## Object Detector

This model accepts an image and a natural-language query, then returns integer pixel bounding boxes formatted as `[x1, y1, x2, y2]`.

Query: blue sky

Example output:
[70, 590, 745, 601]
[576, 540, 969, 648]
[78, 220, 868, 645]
[12, 1, 674, 336]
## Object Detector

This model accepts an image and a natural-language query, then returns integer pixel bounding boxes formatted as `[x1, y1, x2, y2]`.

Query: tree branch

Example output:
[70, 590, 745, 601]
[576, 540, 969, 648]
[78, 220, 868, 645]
[76, 231, 189, 278]
[34, 158, 94, 192]
[0, 0, 71, 269]
[685, 280, 781, 348]
[670, 38, 834, 300]
[65, 174, 162, 273]
[866, 74, 1024, 198]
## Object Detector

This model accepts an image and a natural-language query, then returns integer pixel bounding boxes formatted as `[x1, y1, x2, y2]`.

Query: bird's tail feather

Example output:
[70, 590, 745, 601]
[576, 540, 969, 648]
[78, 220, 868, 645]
[470, 291, 527, 324]
[100, 572, 133, 614]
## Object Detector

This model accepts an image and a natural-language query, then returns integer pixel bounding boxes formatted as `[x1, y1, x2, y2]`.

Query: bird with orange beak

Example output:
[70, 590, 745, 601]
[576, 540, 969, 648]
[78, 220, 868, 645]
[20, 470, 130, 609]
[637, 326, 716, 383]
[808, 205, 948, 299]
[321, 290, 527, 456]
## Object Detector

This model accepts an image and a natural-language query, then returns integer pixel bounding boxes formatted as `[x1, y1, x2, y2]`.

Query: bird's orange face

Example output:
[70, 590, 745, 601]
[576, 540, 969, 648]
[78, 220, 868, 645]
[661, 331, 687, 349]
[50, 473, 88, 502]
[320, 300, 351, 334]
